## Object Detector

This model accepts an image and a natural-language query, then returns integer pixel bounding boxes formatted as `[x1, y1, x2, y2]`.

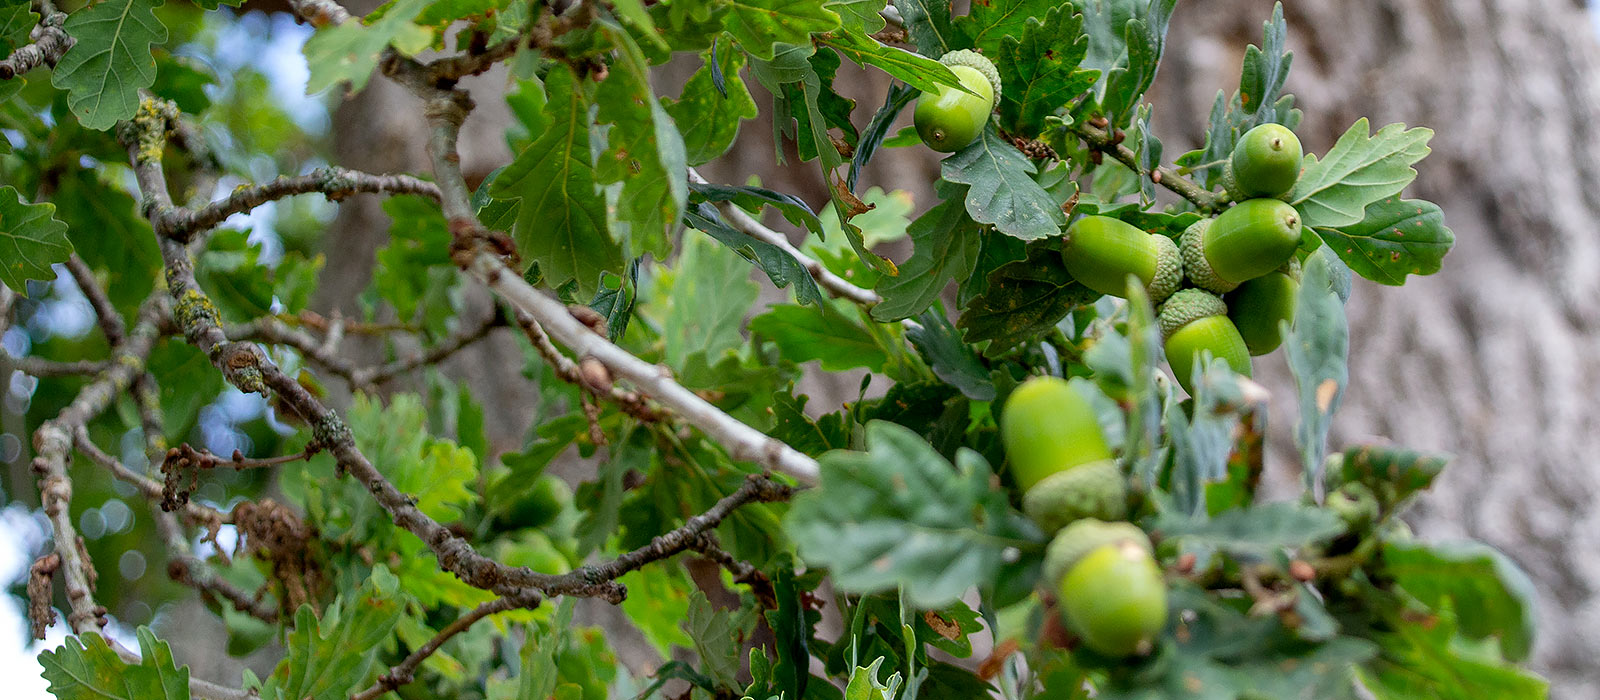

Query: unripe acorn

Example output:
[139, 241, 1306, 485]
[1159, 289, 1252, 395]
[1042, 518, 1151, 586]
[914, 51, 1000, 153]
[1225, 258, 1300, 355]
[1001, 376, 1112, 492]
[1022, 459, 1128, 534]
[1181, 198, 1302, 288]
[1057, 540, 1169, 657]
[1224, 123, 1303, 199]
[1060, 215, 1183, 302]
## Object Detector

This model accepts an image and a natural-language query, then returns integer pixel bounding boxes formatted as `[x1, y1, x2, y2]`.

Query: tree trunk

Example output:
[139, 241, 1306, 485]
[1154, 1, 1600, 695]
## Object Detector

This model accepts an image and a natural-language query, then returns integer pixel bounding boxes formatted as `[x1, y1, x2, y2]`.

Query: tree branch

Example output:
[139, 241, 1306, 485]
[350, 590, 541, 700]
[158, 167, 441, 242]
[73, 427, 231, 527]
[30, 299, 167, 635]
[0, 9, 73, 80]
[351, 310, 504, 387]
[1073, 121, 1223, 212]
[511, 308, 667, 422]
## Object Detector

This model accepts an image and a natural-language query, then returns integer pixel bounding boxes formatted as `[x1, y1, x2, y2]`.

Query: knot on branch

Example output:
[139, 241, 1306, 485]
[234, 499, 324, 617]
[217, 342, 267, 394]
[447, 217, 519, 270]
[27, 553, 60, 639]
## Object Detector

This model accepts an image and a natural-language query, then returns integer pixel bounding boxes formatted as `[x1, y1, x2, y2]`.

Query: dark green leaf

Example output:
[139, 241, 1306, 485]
[849, 83, 917, 191]
[687, 182, 824, 238]
[957, 240, 1093, 349]
[941, 128, 1066, 240]
[750, 303, 888, 371]
[769, 393, 850, 455]
[872, 194, 982, 322]
[0, 184, 71, 295]
[489, 66, 621, 297]
[588, 258, 641, 343]
[891, 0, 953, 57]
[1360, 605, 1547, 700]
[50, 0, 167, 129]
[595, 22, 688, 258]
[666, 48, 758, 166]
[1238, 2, 1292, 119]
[825, 0, 885, 35]
[823, 30, 968, 95]
[907, 307, 993, 400]
[52, 169, 159, 312]
[684, 202, 824, 306]
[995, 8, 1097, 135]
[954, 0, 1053, 55]
[785, 421, 1039, 608]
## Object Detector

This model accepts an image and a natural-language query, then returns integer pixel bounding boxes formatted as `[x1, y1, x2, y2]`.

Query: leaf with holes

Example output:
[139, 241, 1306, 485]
[1314, 196, 1454, 286]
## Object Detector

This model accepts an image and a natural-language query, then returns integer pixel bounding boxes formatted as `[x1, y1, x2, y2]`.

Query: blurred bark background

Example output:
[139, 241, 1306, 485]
[283, 0, 1600, 696]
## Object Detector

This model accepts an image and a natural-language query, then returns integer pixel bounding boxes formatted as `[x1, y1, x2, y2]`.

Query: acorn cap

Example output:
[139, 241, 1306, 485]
[1179, 219, 1237, 294]
[1042, 519, 1151, 587]
[1149, 234, 1183, 303]
[1158, 288, 1228, 342]
[1022, 459, 1128, 534]
[940, 49, 1002, 103]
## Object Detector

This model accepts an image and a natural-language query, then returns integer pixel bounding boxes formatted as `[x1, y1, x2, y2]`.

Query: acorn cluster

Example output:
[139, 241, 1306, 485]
[1062, 122, 1307, 394]
[1000, 124, 1310, 659]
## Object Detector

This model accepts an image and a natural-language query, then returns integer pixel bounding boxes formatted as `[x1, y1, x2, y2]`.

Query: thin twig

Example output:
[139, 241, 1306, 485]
[65, 254, 126, 346]
[1073, 121, 1223, 212]
[350, 591, 541, 700]
[73, 427, 231, 527]
[512, 308, 667, 422]
[159, 168, 441, 241]
[30, 299, 167, 635]
[352, 310, 503, 387]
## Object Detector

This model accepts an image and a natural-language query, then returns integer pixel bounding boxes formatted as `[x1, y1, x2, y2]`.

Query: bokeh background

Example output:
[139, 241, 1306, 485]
[4, 0, 1600, 697]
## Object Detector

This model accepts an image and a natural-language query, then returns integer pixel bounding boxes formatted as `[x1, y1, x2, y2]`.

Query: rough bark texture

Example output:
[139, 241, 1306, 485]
[1153, 2, 1600, 695]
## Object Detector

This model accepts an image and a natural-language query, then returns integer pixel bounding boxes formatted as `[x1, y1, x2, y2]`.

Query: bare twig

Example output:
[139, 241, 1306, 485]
[65, 255, 126, 346]
[73, 428, 231, 527]
[350, 590, 541, 700]
[1073, 121, 1223, 212]
[352, 310, 503, 387]
[512, 309, 667, 422]
[159, 168, 441, 241]
[536, 474, 794, 603]
[30, 299, 167, 635]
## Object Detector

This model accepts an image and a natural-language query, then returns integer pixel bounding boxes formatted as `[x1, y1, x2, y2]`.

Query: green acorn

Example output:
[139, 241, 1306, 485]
[1180, 198, 1302, 289]
[1226, 257, 1301, 355]
[1049, 527, 1168, 657]
[1223, 123, 1303, 200]
[1042, 518, 1152, 586]
[1061, 215, 1184, 302]
[1001, 376, 1112, 492]
[1022, 459, 1128, 534]
[914, 51, 1001, 153]
[1159, 289, 1252, 395]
